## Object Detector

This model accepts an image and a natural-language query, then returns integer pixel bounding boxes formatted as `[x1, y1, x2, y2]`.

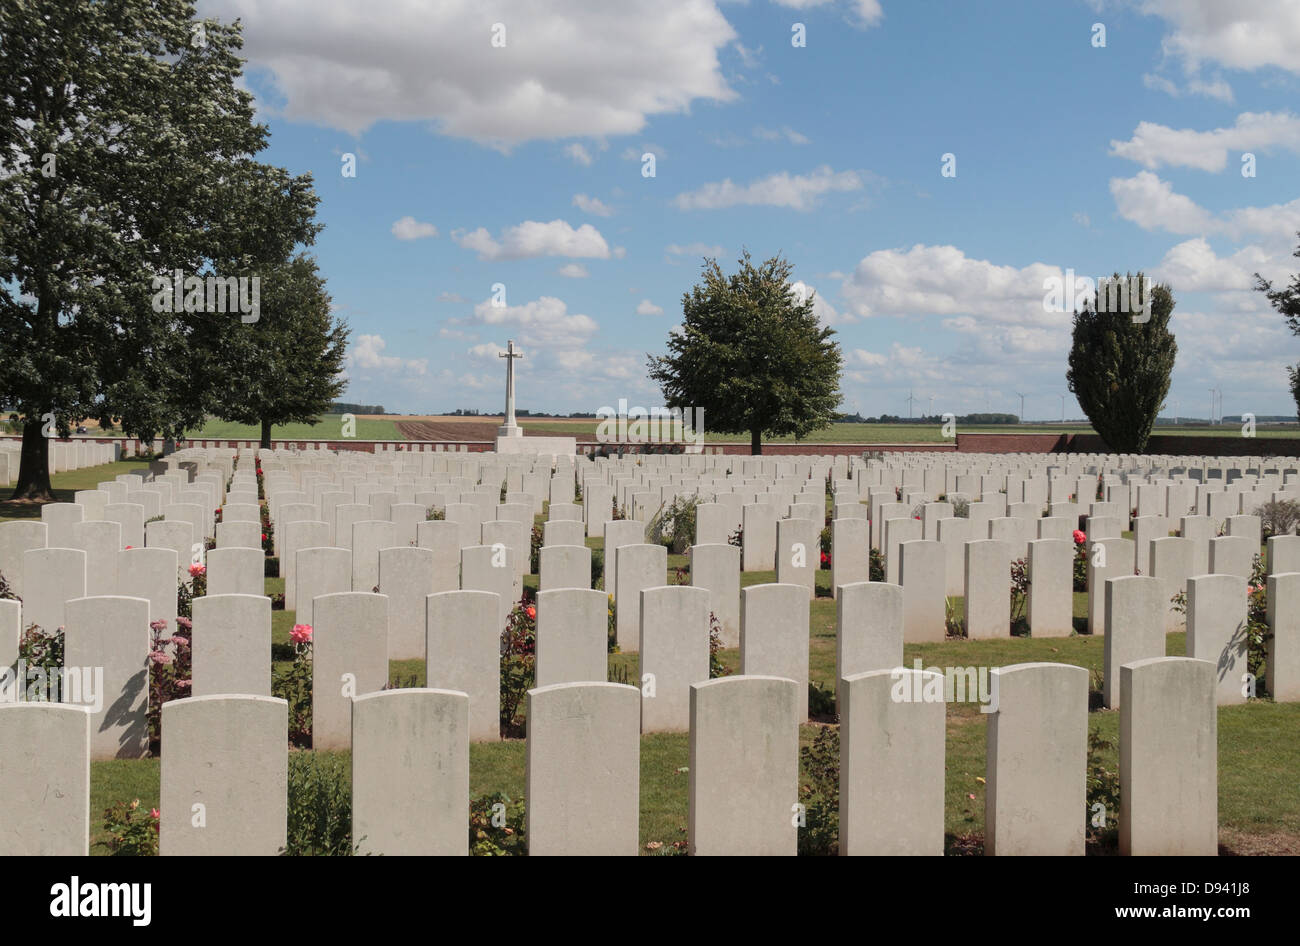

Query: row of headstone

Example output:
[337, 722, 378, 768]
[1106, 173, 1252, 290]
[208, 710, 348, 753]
[0, 657, 1218, 855]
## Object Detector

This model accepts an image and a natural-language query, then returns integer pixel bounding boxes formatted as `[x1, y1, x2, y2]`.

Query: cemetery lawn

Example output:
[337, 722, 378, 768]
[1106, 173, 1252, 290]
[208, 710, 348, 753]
[0, 458, 156, 521]
[53, 462, 1299, 855]
[139, 556, 1293, 857]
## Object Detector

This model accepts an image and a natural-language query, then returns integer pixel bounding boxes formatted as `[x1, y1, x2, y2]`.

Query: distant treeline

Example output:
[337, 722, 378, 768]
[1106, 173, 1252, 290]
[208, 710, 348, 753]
[331, 402, 386, 415]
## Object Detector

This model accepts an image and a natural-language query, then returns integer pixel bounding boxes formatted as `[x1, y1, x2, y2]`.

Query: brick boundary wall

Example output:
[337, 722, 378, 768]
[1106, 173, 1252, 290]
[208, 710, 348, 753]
[1063, 433, 1300, 456]
[8, 432, 1300, 456]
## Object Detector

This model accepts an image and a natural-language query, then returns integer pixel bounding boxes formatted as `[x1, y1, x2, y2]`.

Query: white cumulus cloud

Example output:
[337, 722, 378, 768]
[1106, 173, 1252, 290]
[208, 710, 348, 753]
[391, 216, 438, 240]
[346, 334, 429, 377]
[572, 193, 613, 216]
[200, 0, 738, 144]
[1110, 112, 1300, 172]
[672, 165, 863, 211]
[452, 219, 612, 260]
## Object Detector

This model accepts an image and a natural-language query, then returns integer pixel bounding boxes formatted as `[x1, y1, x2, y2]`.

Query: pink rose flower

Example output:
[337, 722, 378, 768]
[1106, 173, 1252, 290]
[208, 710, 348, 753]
[290, 623, 313, 644]
[188, 563, 206, 578]
[1072, 530, 1086, 545]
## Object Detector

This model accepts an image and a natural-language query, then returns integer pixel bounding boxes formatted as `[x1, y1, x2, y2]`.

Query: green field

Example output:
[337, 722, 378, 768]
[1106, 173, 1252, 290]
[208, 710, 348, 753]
[9, 415, 1297, 444]
[516, 419, 1300, 443]
[180, 414, 403, 441]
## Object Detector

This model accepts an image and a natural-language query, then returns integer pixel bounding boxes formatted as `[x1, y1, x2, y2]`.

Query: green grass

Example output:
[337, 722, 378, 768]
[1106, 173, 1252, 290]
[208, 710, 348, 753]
[44, 413, 1294, 444]
[24, 461, 1300, 855]
[0, 458, 157, 521]
[515, 419, 1300, 443]
[181, 414, 403, 441]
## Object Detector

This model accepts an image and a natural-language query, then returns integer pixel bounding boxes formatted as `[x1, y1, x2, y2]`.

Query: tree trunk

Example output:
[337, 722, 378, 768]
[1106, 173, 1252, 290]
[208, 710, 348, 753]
[260, 418, 272, 450]
[750, 427, 762, 455]
[11, 417, 54, 501]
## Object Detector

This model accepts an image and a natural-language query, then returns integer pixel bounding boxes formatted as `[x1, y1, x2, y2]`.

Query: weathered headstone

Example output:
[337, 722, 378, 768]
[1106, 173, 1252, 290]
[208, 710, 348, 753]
[160, 695, 287, 856]
[311, 592, 388, 751]
[639, 585, 710, 733]
[461, 544, 514, 630]
[1267, 572, 1300, 701]
[1103, 575, 1167, 708]
[379, 546, 435, 661]
[192, 594, 271, 697]
[689, 543, 740, 648]
[0, 703, 92, 855]
[964, 539, 1011, 639]
[1119, 657, 1217, 856]
[535, 588, 607, 688]
[839, 667, 944, 856]
[614, 543, 665, 652]
[835, 581, 903, 707]
[539, 544, 591, 591]
[64, 595, 150, 760]
[689, 675, 798, 856]
[526, 682, 639, 856]
[0, 521, 46, 600]
[985, 662, 1087, 855]
[22, 547, 87, 635]
[352, 688, 469, 856]
[1026, 538, 1073, 637]
[775, 517, 818, 599]
[1187, 573, 1249, 705]
[900, 540, 946, 643]
[206, 547, 265, 597]
[426, 590, 501, 741]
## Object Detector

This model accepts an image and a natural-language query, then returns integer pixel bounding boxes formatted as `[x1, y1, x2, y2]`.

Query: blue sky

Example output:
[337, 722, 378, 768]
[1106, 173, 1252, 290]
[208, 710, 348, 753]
[200, 0, 1300, 421]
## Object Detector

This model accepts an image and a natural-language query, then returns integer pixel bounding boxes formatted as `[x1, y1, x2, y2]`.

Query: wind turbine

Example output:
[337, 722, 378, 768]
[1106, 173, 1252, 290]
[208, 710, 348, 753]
[928, 394, 936, 418]
[1059, 393, 1066, 424]
[904, 390, 917, 419]
[1014, 392, 1026, 424]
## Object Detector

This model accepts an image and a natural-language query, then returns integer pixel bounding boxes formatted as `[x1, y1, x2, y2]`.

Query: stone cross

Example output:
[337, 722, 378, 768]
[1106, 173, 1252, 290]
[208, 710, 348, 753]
[498, 340, 523, 438]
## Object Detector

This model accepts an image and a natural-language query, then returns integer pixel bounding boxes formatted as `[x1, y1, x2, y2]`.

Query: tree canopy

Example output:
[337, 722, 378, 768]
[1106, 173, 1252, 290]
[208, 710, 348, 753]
[1066, 273, 1177, 454]
[0, 0, 329, 496]
[1255, 232, 1300, 420]
[200, 254, 349, 448]
[647, 252, 842, 454]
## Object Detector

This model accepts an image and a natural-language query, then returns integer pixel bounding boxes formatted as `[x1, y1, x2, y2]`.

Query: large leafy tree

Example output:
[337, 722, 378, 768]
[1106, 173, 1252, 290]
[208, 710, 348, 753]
[102, 162, 323, 447]
[0, 0, 311, 498]
[1255, 231, 1300, 419]
[1066, 273, 1177, 453]
[199, 253, 349, 448]
[647, 252, 842, 454]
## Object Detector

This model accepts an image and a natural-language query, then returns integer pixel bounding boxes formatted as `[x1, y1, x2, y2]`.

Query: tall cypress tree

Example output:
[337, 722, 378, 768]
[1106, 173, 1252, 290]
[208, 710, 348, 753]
[1066, 273, 1177, 454]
